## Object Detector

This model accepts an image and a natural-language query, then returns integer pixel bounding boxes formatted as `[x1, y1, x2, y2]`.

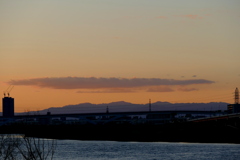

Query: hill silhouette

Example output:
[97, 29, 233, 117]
[15, 101, 229, 115]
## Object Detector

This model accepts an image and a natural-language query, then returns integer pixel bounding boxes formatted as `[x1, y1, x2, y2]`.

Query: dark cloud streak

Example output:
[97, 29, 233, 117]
[77, 88, 136, 93]
[178, 88, 198, 92]
[146, 87, 174, 92]
[8, 77, 214, 89]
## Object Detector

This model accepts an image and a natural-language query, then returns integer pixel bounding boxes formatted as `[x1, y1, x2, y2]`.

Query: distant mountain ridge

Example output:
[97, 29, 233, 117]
[15, 101, 229, 115]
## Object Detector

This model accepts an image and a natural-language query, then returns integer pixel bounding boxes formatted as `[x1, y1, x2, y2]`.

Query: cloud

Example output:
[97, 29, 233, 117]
[147, 87, 174, 92]
[181, 15, 203, 19]
[178, 88, 198, 92]
[77, 88, 136, 93]
[8, 77, 214, 89]
[192, 75, 197, 77]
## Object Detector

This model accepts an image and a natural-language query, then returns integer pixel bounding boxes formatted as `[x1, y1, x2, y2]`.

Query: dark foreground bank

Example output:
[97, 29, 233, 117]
[1, 120, 240, 144]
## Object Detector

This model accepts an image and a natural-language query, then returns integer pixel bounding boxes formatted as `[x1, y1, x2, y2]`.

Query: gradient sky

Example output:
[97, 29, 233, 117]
[1, 0, 240, 112]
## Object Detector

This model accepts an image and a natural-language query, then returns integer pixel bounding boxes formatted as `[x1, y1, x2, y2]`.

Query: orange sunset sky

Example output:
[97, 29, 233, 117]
[1, 0, 240, 112]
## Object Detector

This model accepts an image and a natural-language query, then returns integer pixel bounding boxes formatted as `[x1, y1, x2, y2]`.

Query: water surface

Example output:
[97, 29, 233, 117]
[53, 140, 240, 160]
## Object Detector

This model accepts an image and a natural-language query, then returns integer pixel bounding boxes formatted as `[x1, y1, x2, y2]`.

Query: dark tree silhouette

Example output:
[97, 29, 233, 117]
[0, 134, 56, 160]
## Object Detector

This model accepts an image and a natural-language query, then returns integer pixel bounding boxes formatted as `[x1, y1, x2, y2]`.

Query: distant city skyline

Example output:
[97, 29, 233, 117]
[1, 0, 239, 112]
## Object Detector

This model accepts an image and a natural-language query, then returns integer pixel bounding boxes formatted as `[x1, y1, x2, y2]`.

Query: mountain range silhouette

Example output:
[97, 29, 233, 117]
[15, 101, 229, 115]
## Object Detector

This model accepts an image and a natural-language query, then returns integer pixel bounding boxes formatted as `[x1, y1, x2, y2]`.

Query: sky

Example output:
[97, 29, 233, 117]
[1, 0, 240, 112]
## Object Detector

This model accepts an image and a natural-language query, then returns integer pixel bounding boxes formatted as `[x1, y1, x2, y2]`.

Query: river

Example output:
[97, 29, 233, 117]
[53, 140, 240, 160]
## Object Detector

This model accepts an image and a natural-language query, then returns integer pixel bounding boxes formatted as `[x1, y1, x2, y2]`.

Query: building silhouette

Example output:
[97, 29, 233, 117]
[2, 96, 14, 117]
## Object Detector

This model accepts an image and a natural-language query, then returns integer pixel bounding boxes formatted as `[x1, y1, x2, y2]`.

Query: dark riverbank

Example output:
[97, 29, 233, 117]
[1, 121, 240, 143]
